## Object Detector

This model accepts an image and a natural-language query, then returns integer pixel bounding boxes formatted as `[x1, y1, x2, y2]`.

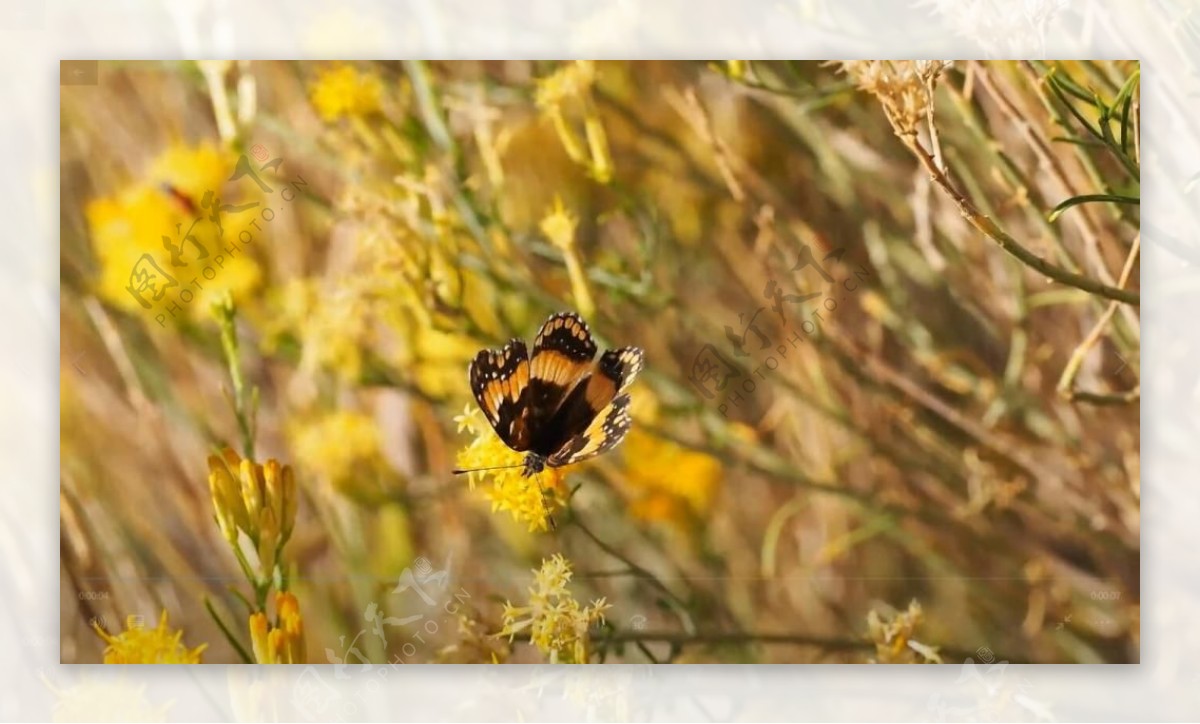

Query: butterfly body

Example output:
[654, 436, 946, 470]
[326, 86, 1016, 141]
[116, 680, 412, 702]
[466, 312, 644, 477]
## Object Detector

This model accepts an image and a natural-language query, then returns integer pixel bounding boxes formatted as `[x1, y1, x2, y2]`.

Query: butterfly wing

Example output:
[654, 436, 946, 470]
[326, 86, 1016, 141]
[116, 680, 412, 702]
[547, 393, 634, 467]
[468, 339, 532, 451]
[542, 346, 643, 450]
[526, 312, 597, 454]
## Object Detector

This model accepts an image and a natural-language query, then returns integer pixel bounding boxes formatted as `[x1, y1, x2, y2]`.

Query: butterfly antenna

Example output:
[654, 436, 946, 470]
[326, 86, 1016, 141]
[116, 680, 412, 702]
[451, 463, 526, 475]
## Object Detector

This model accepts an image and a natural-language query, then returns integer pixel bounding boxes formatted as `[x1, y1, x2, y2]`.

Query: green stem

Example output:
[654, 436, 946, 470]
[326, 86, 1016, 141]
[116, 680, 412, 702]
[204, 596, 254, 664]
[214, 294, 255, 460]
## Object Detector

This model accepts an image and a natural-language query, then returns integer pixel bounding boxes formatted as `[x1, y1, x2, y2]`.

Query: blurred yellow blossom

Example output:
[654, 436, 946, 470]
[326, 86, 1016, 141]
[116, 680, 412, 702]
[249, 591, 306, 664]
[540, 197, 595, 319]
[289, 410, 382, 485]
[535, 61, 613, 183]
[85, 142, 262, 318]
[454, 404, 568, 532]
[497, 554, 610, 663]
[622, 429, 722, 527]
[621, 390, 723, 528]
[148, 141, 230, 200]
[310, 64, 383, 121]
[94, 611, 206, 664]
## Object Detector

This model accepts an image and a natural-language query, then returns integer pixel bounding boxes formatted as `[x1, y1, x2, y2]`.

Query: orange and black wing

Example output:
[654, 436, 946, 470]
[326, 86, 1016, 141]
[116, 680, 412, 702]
[526, 312, 597, 454]
[468, 339, 532, 451]
[547, 393, 634, 467]
[540, 346, 643, 454]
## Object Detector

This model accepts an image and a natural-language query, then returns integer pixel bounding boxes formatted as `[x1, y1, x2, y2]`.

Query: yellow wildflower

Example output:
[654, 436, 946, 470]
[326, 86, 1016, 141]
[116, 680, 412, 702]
[539, 197, 595, 319]
[621, 430, 722, 525]
[249, 591, 306, 664]
[207, 448, 298, 582]
[148, 141, 230, 201]
[263, 278, 370, 382]
[454, 405, 567, 532]
[540, 195, 579, 250]
[621, 391, 723, 529]
[94, 611, 206, 664]
[497, 554, 610, 664]
[310, 64, 383, 121]
[535, 61, 597, 110]
[85, 142, 262, 318]
[289, 410, 382, 485]
[866, 600, 943, 663]
[535, 61, 613, 183]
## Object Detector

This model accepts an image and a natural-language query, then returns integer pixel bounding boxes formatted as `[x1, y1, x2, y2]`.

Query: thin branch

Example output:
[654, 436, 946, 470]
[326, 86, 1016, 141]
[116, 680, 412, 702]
[606, 630, 1021, 664]
[902, 134, 1138, 306]
[1057, 235, 1141, 404]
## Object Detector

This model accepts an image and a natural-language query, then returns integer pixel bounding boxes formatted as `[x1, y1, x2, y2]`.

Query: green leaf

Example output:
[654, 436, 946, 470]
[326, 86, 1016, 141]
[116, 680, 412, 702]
[1048, 194, 1140, 222]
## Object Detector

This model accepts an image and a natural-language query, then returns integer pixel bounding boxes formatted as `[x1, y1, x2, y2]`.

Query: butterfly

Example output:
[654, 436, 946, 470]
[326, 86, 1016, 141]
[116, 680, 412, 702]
[454, 311, 644, 480]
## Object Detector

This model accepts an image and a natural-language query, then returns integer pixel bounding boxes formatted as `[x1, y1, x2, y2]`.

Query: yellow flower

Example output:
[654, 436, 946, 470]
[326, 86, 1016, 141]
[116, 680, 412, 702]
[94, 611, 206, 664]
[263, 278, 370, 382]
[148, 141, 230, 201]
[455, 405, 567, 532]
[866, 600, 942, 664]
[207, 448, 297, 581]
[289, 410, 382, 485]
[621, 429, 722, 525]
[619, 391, 723, 529]
[539, 197, 594, 318]
[497, 554, 610, 664]
[539, 196, 579, 251]
[310, 64, 383, 121]
[85, 142, 262, 318]
[535, 61, 613, 183]
[249, 591, 306, 664]
[535, 61, 597, 111]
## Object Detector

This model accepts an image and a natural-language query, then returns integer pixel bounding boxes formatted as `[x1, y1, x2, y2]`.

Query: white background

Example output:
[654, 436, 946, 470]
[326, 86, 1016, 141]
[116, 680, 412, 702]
[4, 0, 1195, 720]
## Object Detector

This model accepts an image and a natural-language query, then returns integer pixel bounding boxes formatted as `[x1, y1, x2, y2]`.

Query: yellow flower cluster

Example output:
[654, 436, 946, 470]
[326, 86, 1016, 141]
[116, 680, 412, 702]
[498, 554, 610, 664]
[289, 410, 382, 485]
[94, 611, 206, 664]
[85, 142, 261, 318]
[866, 600, 943, 663]
[310, 64, 383, 121]
[535, 61, 613, 183]
[207, 448, 297, 583]
[621, 392, 723, 531]
[454, 405, 566, 532]
[249, 591, 306, 663]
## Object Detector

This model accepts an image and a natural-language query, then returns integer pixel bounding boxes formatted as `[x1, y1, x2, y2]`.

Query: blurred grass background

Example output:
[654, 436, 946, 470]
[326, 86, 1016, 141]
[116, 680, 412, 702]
[60, 59, 1139, 664]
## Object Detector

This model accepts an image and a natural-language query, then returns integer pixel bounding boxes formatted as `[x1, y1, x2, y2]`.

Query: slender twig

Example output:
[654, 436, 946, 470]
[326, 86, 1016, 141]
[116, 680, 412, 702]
[901, 134, 1138, 306]
[568, 514, 696, 635]
[606, 630, 1020, 663]
[204, 596, 253, 664]
[1057, 235, 1141, 404]
[214, 295, 255, 461]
